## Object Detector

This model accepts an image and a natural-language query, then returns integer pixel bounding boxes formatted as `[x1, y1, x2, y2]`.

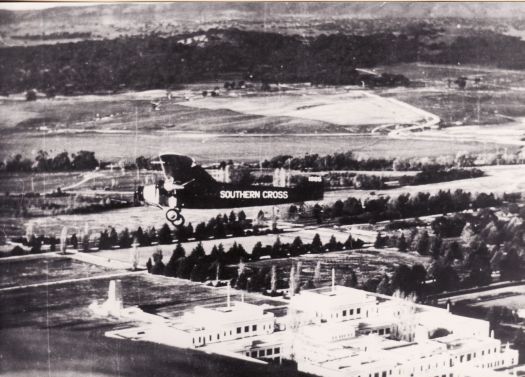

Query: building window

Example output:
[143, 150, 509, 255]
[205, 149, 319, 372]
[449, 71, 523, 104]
[237, 327, 241, 334]
[343, 310, 347, 316]
[192, 338, 194, 344]
[245, 326, 249, 332]
[267, 349, 273, 356]
[386, 328, 391, 334]
[251, 351, 257, 358]
[217, 334, 220, 340]
[274, 347, 280, 354]
[252, 325, 257, 331]
[357, 308, 361, 314]
[245, 352, 249, 356]
[209, 335, 212, 341]
[350, 309, 354, 315]
[467, 354, 471, 361]
[379, 329, 384, 335]
[382, 372, 387, 377]
[259, 350, 265, 357]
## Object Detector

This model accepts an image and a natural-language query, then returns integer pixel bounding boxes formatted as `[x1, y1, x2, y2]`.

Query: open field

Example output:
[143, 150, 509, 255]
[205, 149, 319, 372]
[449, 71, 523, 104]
[397, 120, 525, 146]
[0, 93, 334, 134]
[180, 89, 429, 130]
[0, 131, 503, 163]
[0, 254, 119, 289]
[380, 63, 525, 129]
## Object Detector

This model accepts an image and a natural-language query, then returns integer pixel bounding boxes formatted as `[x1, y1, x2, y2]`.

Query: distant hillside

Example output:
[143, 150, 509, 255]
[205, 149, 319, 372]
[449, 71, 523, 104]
[2, 2, 525, 46]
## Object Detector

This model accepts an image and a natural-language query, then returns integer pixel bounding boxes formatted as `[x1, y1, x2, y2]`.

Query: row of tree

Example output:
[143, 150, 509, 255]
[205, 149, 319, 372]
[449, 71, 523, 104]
[147, 233, 364, 285]
[315, 189, 502, 225]
[1, 150, 99, 173]
[398, 166, 484, 186]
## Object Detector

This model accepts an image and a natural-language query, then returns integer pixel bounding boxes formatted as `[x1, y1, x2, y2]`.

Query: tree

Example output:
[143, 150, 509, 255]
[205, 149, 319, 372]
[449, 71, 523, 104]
[118, 228, 133, 248]
[431, 260, 460, 292]
[148, 226, 158, 244]
[313, 204, 322, 224]
[341, 269, 357, 287]
[466, 242, 492, 287]
[252, 241, 264, 261]
[212, 221, 226, 239]
[291, 236, 304, 256]
[108, 227, 118, 248]
[150, 249, 165, 275]
[165, 244, 185, 277]
[26, 89, 37, 101]
[229, 211, 237, 223]
[194, 222, 207, 240]
[98, 230, 110, 250]
[430, 236, 443, 259]
[397, 233, 408, 252]
[134, 226, 146, 246]
[311, 233, 322, 253]
[416, 231, 430, 255]
[146, 257, 153, 273]
[238, 210, 247, 222]
[271, 237, 283, 258]
[327, 235, 339, 252]
[500, 249, 522, 281]
[71, 150, 98, 170]
[445, 241, 463, 262]
[376, 275, 392, 295]
[158, 223, 173, 244]
[70, 233, 78, 249]
[374, 232, 386, 248]
[189, 242, 206, 261]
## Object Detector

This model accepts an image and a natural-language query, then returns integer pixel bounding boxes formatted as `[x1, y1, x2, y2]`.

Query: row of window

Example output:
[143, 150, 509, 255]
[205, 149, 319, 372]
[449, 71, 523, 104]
[192, 323, 273, 345]
[458, 347, 498, 363]
[245, 347, 281, 358]
[361, 327, 390, 336]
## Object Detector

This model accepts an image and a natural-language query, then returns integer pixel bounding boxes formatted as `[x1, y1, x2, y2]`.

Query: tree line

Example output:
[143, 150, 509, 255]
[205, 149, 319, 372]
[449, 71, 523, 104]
[1, 150, 99, 173]
[312, 189, 502, 225]
[399, 165, 484, 186]
[146, 232, 364, 290]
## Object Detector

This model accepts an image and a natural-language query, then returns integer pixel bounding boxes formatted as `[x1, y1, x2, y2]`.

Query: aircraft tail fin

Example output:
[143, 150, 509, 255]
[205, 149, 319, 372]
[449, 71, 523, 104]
[159, 154, 217, 186]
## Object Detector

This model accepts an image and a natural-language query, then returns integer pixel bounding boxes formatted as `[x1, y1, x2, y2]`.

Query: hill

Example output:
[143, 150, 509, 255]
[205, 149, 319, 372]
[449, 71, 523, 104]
[2, 2, 525, 46]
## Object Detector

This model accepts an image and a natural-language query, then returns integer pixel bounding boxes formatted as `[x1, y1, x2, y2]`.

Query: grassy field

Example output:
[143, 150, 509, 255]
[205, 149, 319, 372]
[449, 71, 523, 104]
[0, 255, 118, 289]
[0, 255, 303, 377]
[380, 62, 525, 126]
[0, 131, 501, 163]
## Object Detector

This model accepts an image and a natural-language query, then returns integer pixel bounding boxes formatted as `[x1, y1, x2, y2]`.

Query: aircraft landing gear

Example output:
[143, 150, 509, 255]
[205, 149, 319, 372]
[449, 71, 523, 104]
[166, 208, 185, 227]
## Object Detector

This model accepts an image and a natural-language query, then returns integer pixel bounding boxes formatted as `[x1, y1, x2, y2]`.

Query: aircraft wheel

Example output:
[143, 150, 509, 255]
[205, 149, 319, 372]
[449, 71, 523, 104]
[173, 214, 185, 227]
[166, 209, 178, 223]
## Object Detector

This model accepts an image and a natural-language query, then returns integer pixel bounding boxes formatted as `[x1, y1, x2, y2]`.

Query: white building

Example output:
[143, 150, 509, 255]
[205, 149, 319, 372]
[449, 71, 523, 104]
[102, 281, 519, 377]
[287, 286, 518, 377]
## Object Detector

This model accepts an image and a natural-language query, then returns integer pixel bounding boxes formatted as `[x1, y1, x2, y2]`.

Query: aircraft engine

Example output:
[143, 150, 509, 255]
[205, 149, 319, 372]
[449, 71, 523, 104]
[141, 184, 159, 206]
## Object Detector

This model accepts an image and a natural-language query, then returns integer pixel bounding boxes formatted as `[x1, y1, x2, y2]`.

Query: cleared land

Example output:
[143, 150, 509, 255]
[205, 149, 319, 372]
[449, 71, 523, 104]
[180, 89, 429, 129]
[0, 254, 119, 289]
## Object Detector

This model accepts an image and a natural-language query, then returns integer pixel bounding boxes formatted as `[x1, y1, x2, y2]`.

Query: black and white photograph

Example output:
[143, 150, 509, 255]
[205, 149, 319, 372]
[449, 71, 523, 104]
[1, 1, 525, 376]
